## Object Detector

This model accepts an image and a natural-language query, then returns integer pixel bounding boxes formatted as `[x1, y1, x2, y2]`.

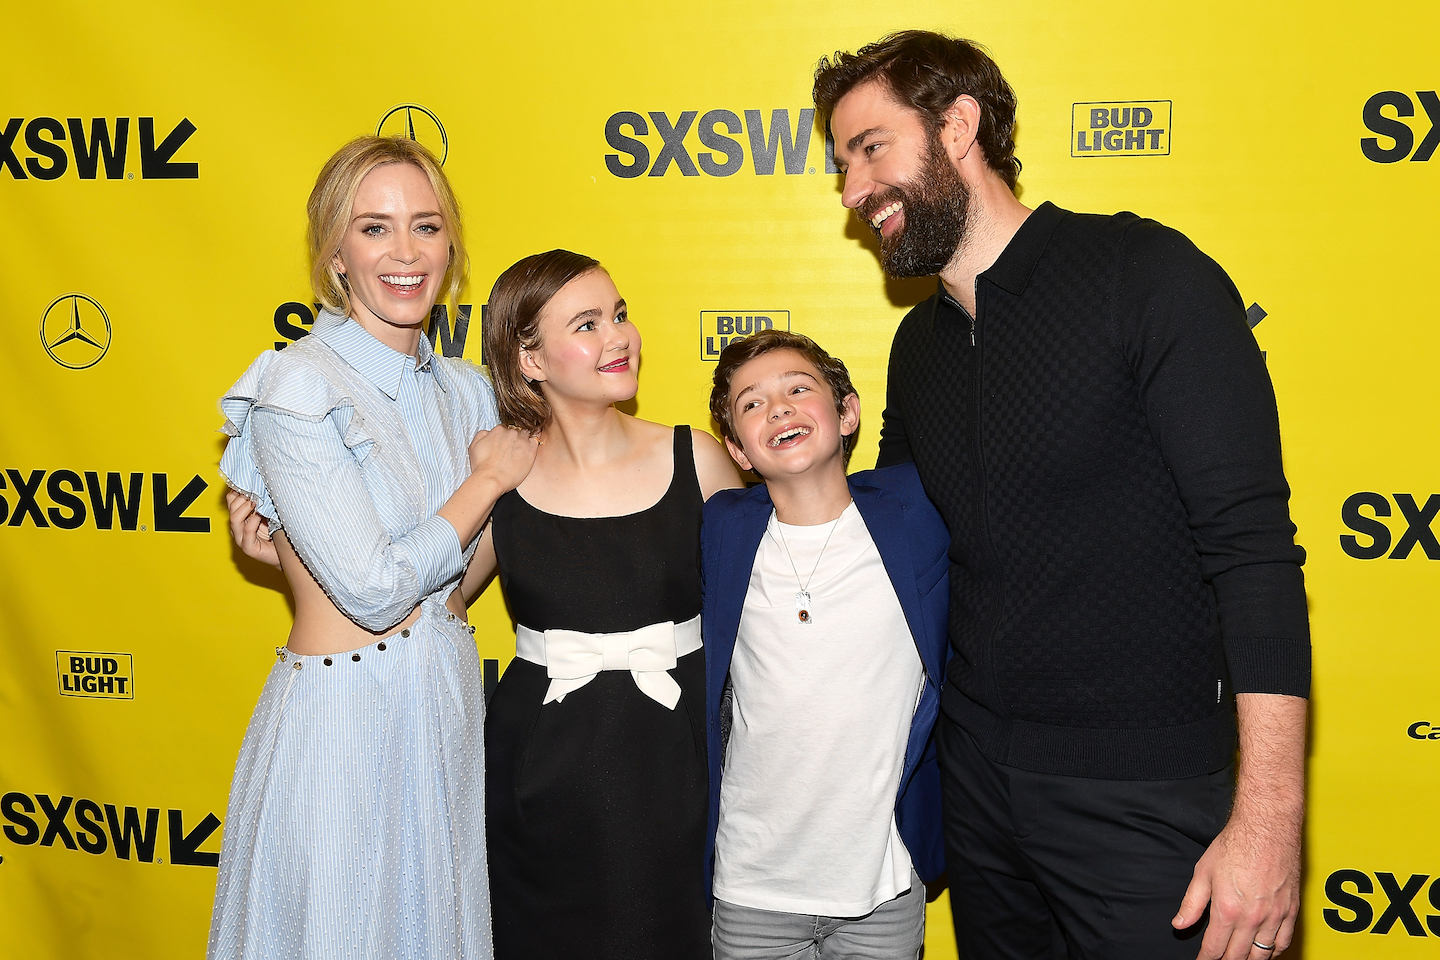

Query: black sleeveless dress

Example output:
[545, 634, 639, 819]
[486, 426, 710, 960]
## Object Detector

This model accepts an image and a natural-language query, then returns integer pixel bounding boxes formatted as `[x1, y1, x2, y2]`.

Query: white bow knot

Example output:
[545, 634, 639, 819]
[514, 615, 702, 711]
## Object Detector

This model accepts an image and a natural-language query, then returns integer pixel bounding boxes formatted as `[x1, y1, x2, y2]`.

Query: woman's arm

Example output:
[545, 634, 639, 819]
[456, 526, 499, 606]
[249, 409, 535, 631]
[693, 428, 744, 500]
[440, 427, 539, 544]
[226, 427, 535, 570]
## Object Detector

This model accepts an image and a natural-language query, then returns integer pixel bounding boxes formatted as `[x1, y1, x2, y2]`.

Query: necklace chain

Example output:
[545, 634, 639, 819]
[772, 508, 844, 624]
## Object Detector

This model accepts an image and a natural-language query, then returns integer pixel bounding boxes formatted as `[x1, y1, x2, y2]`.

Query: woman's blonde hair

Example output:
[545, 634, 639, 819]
[483, 250, 602, 434]
[306, 136, 468, 318]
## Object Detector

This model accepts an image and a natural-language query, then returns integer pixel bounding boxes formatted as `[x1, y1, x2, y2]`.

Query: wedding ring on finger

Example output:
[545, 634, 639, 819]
[1252, 940, 1276, 952]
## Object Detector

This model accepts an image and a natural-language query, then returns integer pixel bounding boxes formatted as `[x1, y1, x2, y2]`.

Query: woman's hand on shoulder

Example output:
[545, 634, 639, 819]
[227, 489, 281, 567]
[468, 426, 540, 496]
[693, 429, 745, 500]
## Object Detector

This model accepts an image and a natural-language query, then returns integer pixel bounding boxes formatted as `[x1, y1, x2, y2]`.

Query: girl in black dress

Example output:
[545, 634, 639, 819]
[455, 250, 741, 960]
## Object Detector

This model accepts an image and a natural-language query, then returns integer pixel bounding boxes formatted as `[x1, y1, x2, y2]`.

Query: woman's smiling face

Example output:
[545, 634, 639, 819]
[334, 161, 449, 333]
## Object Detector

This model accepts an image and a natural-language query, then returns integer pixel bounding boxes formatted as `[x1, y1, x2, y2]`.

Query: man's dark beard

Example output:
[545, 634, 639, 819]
[868, 129, 971, 278]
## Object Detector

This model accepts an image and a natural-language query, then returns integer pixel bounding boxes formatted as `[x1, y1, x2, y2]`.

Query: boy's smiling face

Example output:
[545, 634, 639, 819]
[725, 347, 859, 479]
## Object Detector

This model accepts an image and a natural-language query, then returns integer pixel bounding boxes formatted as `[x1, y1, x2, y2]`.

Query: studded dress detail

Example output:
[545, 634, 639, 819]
[487, 425, 711, 960]
[210, 315, 499, 960]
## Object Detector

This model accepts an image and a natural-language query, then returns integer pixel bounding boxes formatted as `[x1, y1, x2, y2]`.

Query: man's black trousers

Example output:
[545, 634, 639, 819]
[939, 715, 1235, 959]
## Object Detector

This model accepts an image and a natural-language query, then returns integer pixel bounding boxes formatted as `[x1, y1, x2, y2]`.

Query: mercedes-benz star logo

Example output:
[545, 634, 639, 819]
[376, 104, 448, 165]
[41, 294, 112, 370]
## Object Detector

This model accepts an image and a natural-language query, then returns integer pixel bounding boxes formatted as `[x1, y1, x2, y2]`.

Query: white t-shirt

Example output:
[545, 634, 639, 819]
[713, 501, 925, 917]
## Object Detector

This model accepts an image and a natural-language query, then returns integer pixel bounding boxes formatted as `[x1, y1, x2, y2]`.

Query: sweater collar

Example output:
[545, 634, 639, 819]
[972, 200, 1067, 297]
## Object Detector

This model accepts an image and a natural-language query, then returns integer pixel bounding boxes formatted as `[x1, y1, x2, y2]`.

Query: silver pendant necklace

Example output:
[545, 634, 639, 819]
[772, 511, 843, 625]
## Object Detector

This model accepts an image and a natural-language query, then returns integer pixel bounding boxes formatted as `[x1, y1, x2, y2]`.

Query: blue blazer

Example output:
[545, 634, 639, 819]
[701, 462, 951, 897]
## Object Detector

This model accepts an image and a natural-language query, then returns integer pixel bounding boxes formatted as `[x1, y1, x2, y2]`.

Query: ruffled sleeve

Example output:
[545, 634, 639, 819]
[218, 351, 280, 527]
[216, 345, 463, 631]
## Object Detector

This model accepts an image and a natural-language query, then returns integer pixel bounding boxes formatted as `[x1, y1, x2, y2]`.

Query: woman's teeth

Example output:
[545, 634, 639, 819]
[870, 201, 902, 228]
[380, 275, 424, 287]
[769, 426, 810, 446]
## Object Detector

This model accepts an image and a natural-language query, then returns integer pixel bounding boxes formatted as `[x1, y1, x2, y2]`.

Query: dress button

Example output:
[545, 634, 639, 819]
[293, 662, 302, 670]
[447, 614, 455, 621]
[401, 629, 410, 638]
[324, 657, 333, 666]
[352, 653, 361, 662]
[377, 642, 387, 651]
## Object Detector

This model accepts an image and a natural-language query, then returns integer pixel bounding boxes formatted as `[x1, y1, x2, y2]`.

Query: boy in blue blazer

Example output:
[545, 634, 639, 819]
[703, 330, 950, 959]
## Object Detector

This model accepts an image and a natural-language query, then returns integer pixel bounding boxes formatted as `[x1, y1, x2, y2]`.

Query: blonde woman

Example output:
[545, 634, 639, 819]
[210, 136, 535, 960]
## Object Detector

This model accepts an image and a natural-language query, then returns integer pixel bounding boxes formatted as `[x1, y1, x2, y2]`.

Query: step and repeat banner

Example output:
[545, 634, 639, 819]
[2, 1, 1436, 957]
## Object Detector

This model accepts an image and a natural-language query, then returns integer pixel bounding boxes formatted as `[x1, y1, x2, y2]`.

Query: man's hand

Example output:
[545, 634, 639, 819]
[227, 489, 280, 568]
[1173, 693, 1306, 960]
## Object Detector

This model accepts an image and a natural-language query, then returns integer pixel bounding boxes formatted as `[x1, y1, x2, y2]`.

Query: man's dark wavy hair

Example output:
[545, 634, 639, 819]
[813, 30, 1020, 190]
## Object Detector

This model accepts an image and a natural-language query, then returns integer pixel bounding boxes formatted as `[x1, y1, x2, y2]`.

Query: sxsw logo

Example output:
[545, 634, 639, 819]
[2, 791, 218, 867]
[1323, 869, 1440, 937]
[1071, 101, 1170, 157]
[1339, 492, 1438, 559]
[1360, 91, 1438, 163]
[700, 311, 790, 361]
[605, 110, 825, 178]
[1, 117, 197, 180]
[273, 301, 476, 359]
[57, 652, 134, 699]
[0, 469, 210, 533]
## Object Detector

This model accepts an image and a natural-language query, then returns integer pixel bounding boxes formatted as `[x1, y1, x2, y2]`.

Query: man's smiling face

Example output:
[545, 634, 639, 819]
[830, 79, 972, 278]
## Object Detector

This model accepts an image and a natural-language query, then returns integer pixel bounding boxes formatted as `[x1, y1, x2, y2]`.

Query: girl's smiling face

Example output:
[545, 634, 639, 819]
[519, 268, 641, 408]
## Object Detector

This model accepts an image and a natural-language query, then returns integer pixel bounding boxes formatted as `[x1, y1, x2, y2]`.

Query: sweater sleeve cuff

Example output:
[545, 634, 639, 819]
[401, 514, 466, 595]
[1223, 637, 1311, 698]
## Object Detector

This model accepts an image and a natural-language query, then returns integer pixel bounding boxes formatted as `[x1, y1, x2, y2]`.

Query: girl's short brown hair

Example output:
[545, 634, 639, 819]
[306, 136, 468, 318]
[709, 328, 859, 465]
[482, 249, 602, 434]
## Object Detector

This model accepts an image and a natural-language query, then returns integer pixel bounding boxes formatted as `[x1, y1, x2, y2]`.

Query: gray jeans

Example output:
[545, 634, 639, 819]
[712, 870, 925, 960]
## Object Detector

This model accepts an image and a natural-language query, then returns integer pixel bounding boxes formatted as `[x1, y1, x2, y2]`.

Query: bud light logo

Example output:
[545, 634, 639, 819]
[700, 311, 790, 360]
[57, 651, 134, 699]
[1071, 101, 1171, 156]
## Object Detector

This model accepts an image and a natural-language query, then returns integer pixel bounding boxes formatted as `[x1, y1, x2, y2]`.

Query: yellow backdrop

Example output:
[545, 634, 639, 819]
[3, 1, 1437, 957]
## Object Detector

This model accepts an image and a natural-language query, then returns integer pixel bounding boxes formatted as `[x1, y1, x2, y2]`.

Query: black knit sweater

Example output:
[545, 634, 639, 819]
[876, 202, 1310, 780]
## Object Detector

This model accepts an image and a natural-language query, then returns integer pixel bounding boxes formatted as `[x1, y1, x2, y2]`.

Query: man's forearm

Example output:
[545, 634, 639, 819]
[1231, 693, 1307, 835]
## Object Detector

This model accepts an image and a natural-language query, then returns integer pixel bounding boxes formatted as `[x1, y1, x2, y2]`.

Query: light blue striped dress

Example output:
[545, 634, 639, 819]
[210, 313, 499, 960]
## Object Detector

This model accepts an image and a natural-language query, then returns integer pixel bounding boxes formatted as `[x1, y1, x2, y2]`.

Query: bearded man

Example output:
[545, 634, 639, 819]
[814, 31, 1310, 960]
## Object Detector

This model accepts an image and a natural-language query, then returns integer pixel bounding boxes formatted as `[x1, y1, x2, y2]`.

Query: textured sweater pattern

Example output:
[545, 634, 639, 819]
[877, 202, 1310, 780]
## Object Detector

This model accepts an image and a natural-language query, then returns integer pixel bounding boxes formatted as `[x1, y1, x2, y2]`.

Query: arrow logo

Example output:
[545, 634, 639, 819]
[139, 117, 198, 179]
[153, 473, 211, 533]
[168, 810, 220, 867]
